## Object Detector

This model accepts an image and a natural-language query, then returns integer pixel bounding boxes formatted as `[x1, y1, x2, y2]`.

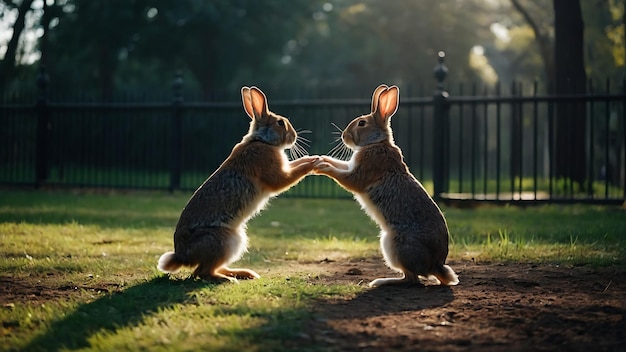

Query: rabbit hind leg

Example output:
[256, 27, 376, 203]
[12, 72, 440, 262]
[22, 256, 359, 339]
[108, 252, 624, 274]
[217, 267, 261, 280]
[368, 271, 421, 288]
[193, 262, 238, 283]
[187, 226, 248, 283]
[432, 264, 460, 286]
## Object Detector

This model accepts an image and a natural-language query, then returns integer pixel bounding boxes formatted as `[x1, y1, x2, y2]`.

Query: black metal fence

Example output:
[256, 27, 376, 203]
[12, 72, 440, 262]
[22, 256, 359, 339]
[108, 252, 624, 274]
[1, 58, 625, 204]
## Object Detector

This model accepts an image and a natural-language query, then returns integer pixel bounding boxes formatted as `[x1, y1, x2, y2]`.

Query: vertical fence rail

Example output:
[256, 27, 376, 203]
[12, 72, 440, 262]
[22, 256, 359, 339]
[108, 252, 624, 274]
[432, 51, 450, 199]
[618, 79, 626, 201]
[170, 71, 183, 192]
[35, 66, 50, 188]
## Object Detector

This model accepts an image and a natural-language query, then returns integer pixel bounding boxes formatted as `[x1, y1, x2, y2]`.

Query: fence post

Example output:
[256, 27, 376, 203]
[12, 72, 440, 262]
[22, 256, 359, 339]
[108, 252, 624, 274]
[432, 51, 450, 199]
[35, 65, 50, 188]
[169, 70, 183, 192]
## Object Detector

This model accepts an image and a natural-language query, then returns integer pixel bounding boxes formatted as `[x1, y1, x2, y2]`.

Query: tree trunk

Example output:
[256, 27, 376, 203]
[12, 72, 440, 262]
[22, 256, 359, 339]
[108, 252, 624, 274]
[0, 0, 35, 88]
[553, 0, 587, 190]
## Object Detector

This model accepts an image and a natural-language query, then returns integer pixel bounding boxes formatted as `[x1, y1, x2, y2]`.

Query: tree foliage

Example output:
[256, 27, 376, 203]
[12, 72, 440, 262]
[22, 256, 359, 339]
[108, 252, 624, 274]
[0, 0, 624, 97]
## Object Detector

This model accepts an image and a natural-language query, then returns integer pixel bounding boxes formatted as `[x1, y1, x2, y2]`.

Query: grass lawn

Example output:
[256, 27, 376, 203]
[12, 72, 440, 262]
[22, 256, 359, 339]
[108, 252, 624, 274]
[0, 189, 624, 351]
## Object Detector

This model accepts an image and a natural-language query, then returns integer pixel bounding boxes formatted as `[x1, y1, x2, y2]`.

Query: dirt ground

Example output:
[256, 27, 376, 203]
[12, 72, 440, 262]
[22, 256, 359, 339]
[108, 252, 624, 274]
[297, 260, 626, 352]
[2, 260, 625, 351]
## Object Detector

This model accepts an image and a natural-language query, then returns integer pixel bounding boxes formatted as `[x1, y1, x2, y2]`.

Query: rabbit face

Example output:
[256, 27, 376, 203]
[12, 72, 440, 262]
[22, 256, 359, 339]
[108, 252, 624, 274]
[342, 114, 390, 150]
[253, 113, 297, 148]
[336, 85, 398, 152]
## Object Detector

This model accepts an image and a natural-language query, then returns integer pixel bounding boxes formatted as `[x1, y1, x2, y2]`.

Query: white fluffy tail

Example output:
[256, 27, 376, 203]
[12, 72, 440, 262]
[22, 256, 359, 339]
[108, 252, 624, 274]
[436, 264, 459, 286]
[157, 251, 183, 273]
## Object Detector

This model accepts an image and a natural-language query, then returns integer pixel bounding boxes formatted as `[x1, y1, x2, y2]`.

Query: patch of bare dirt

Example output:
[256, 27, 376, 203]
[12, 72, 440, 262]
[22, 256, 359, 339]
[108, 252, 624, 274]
[0, 276, 122, 306]
[295, 260, 626, 351]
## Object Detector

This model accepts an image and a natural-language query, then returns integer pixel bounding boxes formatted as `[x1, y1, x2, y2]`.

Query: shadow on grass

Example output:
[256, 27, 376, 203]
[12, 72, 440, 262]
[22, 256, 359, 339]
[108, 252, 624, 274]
[23, 275, 208, 351]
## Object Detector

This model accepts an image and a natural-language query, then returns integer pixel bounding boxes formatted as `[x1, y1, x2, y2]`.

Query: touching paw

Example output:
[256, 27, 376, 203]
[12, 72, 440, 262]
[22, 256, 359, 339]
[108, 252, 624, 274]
[313, 161, 334, 173]
[302, 155, 322, 164]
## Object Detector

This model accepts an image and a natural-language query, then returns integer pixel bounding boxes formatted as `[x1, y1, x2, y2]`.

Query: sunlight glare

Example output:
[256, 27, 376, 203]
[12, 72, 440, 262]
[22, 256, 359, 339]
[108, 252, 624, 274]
[490, 22, 511, 44]
[147, 8, 158, 19]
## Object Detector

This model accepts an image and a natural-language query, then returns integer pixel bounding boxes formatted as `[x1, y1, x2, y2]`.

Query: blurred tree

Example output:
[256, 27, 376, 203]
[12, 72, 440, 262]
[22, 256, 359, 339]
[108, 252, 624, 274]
[36, 0, 324, 97]
[1, 0, 624, 98]
[48, 0, 158, 99]
[508, 0, 588, 188]
[140, 0, 324, 96]
[0, 0, 35, 91]
[279, 0, 497, 93]
[583, 0, 626, 80]
[553, 0, 586, 188]
[509, 0, 554, 85]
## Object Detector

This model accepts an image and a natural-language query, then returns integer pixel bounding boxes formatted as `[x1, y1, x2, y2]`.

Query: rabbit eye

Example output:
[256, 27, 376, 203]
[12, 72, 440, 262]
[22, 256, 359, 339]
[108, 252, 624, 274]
[277, 120, 285, 127]
[358, 120, 366, 127]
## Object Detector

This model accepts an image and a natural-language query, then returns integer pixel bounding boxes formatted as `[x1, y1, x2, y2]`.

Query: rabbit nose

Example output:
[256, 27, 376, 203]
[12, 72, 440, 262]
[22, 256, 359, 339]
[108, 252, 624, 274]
[342, 130, 353, 145]
[287, 131, 296, 145]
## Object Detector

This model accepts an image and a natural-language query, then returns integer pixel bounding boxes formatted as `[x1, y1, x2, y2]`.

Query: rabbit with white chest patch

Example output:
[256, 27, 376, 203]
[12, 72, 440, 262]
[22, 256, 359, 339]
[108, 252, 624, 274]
[158, 86, 319, 283]
[314, 84, 459, 287]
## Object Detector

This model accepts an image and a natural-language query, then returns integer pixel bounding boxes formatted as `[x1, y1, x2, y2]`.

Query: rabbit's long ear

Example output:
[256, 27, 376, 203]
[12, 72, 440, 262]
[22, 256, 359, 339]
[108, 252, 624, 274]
[242, 87, 254, 119]
[375, 86, 399, 126]
[242, 86, 269, 120]
[371, 84, 389, 113]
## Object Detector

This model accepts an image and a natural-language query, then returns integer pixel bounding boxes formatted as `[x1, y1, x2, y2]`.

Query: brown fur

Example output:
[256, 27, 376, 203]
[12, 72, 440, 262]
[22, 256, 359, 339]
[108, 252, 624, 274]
[157, 86, 319, 283]
[314, 84, 459, 287]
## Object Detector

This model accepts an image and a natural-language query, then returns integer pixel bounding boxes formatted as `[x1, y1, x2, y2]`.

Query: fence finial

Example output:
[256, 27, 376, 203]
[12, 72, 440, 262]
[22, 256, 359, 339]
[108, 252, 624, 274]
[434, 51, 448, 91]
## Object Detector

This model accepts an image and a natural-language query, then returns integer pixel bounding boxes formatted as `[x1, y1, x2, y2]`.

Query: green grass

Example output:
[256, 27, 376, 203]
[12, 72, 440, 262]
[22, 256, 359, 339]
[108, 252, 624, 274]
[0, 189, 624, 351]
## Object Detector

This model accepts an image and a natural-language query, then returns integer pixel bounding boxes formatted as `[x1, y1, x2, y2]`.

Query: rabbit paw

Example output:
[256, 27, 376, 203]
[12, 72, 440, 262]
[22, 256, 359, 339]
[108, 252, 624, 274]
[290, 155, 321, 169]
[313, 161, 334, 174]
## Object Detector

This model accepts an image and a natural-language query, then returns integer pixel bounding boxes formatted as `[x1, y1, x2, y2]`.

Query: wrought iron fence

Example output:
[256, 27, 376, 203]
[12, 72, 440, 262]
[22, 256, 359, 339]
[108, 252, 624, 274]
[1, 58, 625, 204]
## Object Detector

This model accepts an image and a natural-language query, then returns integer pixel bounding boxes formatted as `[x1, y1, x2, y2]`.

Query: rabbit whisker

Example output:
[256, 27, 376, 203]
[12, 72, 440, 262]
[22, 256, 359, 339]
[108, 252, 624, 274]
[298, 136, 312, 144]
[331, 122, 345, 133]
[327, 140, 343, 154]
[328, 138, 352, 161]
[291, 147, 303, 161]
[289, 140, 309, 160]
[296, 136, 311, 147]
[331, 138, 353, 161]
[298, 143, 309, 156]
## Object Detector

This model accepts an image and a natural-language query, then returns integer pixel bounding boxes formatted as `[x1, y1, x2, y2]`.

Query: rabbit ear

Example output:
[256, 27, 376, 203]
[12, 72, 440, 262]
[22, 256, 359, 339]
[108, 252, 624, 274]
[370, 84, 389, 113]
[242, 87, 254, 119]
[375, 86, 399, 125]
[242, 86, 269, 120]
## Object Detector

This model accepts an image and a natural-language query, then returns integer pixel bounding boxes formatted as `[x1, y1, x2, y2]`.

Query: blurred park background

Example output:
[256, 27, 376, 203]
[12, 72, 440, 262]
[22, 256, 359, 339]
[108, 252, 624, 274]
[1, 0, 625, 203]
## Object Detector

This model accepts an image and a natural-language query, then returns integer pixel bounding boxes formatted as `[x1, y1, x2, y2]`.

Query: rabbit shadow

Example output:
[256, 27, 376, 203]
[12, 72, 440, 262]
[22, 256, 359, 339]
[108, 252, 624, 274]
[314, 281, 456, 321]
[303, 276, 455, 350]
[23, 275, 214, 351]
[310, 260, 456, 320]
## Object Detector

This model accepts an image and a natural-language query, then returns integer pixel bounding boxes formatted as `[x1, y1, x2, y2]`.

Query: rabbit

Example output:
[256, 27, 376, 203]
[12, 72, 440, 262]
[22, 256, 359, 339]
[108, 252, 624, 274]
[313, 84, 459, 287]
[158, 86, 320, 283]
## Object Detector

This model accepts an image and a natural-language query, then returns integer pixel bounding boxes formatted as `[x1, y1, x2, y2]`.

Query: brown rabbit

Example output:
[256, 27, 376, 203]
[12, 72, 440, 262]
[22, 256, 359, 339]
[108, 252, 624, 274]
[314, 84, 459, 287]
[158, 86, 319, 282]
